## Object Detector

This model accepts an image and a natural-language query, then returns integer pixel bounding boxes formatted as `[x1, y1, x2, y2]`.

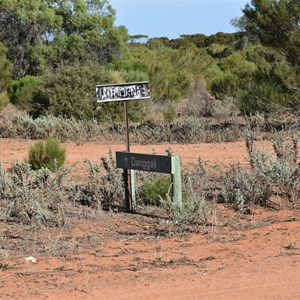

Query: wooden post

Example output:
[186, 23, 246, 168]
[124, 101, 133, 212]
[171, 155, 182, 221]
[131, 170, 136, 210]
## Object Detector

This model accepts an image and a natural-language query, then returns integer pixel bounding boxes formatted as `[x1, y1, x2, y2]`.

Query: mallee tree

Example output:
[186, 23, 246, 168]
[0, 0, 129, 78]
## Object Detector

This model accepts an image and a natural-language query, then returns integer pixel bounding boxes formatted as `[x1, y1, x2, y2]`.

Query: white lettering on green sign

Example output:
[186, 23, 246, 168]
[131, 157, 157, 171]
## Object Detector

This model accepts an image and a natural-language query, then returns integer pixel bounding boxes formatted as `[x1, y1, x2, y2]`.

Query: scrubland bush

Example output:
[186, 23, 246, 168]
[8, 76, 41, 109]
[221, 135, 300, 210]
[0, 162, 71, 226]
[247, 135, 300, 205]
[158, 175, 212, 231]
[0, 92, 9, 111]
[0, 152, 124, 226]
[29, 63, 122, 121]
[1, 134, 300, 230]
[0, 113, 108, 143]
[79, 150, 124, 211]
[221, 164, 272, 211]
[142, 175, 172, 206]
[28, 137, 66, 171]
[177, 78, 235, 118]
[0, 43, 11, 111]
[0, 108, 294, 145]
[163, 104, 177, 123]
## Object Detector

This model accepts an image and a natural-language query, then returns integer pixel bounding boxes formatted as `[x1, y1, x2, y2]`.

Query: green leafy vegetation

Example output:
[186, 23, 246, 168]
[239, 0, 300, 69]
[0, 0, 299, 120]
[142, 175, 172, 206]
[0, 0, 128, 78]
[28, 137, 66, 171]
[8, 75, 41, 109]
[163, 104, 177, 123]
[0, 42, 11, 110]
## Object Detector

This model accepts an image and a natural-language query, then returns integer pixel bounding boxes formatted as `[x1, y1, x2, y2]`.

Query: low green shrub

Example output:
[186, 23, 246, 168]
[28, 137, 66, 171]
[0, 43, 11, 111]
[142, 175, 172, 206]
[0, 92, 9, 111]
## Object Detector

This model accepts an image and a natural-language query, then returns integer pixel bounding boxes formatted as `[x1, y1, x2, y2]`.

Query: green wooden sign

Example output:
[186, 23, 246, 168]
[116, 152, 172, 174]
[116, 151, 182, 216]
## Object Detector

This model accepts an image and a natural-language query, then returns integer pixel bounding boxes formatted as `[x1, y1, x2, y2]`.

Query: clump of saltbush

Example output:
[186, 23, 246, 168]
[78, 149, 124, 211]
[247, 135, 300, 205]
[221, 135, 300, 210]
[0, 161, 71, 226]
[28, 137, 66, 171]
[0, 112, 109, 143]
[221, 164, 272, 211]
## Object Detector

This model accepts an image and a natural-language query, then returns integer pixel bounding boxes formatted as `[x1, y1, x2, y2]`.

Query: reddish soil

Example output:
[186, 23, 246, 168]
[1, 138, 300, 300]
[0, 138, 274, 175]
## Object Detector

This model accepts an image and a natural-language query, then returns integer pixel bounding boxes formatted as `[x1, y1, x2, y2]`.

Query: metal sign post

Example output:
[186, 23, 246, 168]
[96, 82, 150, 212]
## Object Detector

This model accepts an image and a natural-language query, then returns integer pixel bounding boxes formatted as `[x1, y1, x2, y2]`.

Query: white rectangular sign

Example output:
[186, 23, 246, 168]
[96, 81, 150, 103]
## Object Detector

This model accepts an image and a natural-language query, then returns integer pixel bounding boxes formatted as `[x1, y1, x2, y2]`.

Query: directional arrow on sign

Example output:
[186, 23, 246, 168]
[124, 156, 128, 166]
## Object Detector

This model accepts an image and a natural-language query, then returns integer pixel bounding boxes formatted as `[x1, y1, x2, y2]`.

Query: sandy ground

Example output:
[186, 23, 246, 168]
[0, 138, 300, 300]
[0, 138, 274, 175]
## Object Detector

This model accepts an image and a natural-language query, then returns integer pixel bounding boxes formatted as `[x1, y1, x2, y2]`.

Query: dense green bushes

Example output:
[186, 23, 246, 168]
[0, 0, 129, 78]
[8, 75, 41, 109]
[0, 42, 11, 110]
[0, 0, 299, 121]
[30, 63, 117, 120]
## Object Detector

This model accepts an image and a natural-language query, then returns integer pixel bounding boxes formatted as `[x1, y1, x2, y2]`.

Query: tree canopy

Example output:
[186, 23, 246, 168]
[1, 0, 300, 119]
[0, 42, 11, 109]
[238, 0, 300, 70]
[0, 0, 129, 78]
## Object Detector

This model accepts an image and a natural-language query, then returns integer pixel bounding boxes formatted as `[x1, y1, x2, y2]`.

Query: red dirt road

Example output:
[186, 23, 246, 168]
[0, 138, 300, 300]
[1, 209, 300, 300]
[0, 138, 273, 175]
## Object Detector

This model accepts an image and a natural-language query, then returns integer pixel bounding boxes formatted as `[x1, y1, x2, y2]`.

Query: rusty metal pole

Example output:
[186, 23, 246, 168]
[124, 101, 132, 212]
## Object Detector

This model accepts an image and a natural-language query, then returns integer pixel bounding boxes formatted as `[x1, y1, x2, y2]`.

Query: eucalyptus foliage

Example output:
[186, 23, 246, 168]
[0, 43, 11, 110]
[0, 0, 129, 78]
[241, 0, 300, 69]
